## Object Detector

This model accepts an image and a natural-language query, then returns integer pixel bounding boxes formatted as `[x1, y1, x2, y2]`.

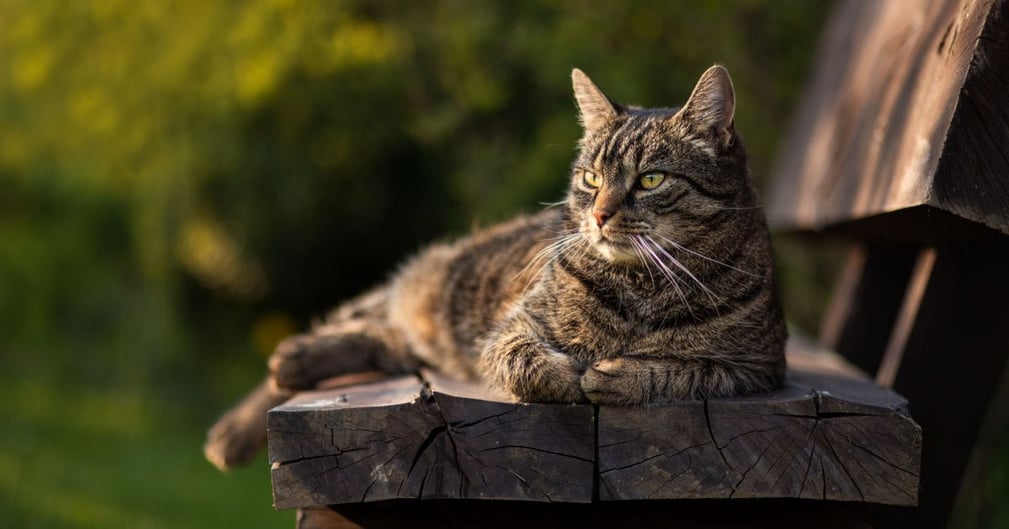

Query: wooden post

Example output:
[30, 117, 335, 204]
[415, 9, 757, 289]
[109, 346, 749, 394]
[819, 244, 919, 375]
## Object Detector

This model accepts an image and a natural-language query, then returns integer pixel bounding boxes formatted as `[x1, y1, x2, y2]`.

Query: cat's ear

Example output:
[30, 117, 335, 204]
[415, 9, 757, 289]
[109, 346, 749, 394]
[676, 65, 736, 149]
[572, 68, 618, 134]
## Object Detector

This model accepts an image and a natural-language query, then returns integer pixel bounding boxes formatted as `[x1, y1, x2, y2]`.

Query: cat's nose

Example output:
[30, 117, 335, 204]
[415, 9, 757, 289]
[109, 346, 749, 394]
[593, 209, 613, 227]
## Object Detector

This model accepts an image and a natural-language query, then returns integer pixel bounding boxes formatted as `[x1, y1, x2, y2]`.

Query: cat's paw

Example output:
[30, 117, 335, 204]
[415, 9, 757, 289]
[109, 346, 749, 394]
[505, 350, 587, 404]
[581, 358, 642, 405]
[204, 409, 265, 471]
[543, 351, 590, 403]
[204, 380, 293, 472]
[268, 335, 321, 391]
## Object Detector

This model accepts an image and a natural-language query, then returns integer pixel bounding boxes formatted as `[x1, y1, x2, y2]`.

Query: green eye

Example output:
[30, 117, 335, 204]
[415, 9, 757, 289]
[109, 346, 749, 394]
[582, 170, 602, 188]
[639, 172, 665, 190]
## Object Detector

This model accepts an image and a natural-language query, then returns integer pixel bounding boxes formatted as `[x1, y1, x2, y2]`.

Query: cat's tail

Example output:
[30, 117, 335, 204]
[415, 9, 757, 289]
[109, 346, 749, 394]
[204, 378, 293, 471]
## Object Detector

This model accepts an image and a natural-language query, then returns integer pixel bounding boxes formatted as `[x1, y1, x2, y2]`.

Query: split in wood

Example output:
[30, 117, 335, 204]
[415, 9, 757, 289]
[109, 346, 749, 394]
[268, 342, 920, 510]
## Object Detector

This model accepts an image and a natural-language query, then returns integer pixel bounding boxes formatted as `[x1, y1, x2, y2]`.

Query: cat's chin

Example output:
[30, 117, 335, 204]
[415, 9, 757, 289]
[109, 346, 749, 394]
[595, 241, 641, 265]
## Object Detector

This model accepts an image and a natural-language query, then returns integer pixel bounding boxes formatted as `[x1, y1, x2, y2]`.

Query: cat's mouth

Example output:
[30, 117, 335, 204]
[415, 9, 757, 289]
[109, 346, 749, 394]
[593, 234, 640, 263]
[579, 216, 649, 263]
[598, 235, 632, 249]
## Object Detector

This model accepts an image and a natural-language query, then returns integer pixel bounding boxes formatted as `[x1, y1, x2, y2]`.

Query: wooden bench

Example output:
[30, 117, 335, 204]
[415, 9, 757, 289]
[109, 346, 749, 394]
[266, 0, 1008, 526]
[770, 0, 1009, 527]
[268, 342, 916, 528]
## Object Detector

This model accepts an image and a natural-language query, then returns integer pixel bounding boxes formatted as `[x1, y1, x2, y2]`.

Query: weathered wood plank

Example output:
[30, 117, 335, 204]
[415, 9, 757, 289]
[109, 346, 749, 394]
[269, 342, 920, 510]
[268, 376, 433, 508]
[769, 0, 1009, 235]
[932, 0, 1009, 235]
[268, 371, 596, 509]
[597, 368, 919, 505]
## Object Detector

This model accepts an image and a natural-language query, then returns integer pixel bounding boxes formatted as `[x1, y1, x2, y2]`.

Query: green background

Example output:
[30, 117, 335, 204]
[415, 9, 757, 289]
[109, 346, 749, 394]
[1, 1, 1004, 527]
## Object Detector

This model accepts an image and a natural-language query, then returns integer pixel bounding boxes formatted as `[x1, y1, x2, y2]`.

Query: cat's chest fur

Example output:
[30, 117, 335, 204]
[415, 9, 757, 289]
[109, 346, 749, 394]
[527, 261, 682, 362]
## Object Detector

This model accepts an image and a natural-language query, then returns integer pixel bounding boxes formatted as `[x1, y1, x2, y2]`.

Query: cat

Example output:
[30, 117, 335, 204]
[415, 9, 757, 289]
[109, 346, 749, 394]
[204, 65, 787, 471]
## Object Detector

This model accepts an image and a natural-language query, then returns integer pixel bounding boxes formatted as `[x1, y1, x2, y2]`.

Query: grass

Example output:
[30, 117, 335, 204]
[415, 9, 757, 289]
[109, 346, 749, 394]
[0, 376, 290, 529]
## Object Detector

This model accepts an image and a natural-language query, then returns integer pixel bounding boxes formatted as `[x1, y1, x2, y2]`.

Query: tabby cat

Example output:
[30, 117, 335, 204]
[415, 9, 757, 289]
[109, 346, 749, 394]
[205, 65, 787, 471]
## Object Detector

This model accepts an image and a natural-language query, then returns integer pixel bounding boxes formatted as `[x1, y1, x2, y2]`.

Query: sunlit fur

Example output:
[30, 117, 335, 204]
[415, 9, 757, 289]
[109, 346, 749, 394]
[205, 66, 788, 470]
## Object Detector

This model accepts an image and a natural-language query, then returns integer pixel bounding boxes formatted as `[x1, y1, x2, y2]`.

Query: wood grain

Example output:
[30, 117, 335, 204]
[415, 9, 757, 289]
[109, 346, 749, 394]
[268, 342, 920, 510]
[597, 369, 919, 505]
[268, 372, 595, 509]
[769, 0, 1009, 235]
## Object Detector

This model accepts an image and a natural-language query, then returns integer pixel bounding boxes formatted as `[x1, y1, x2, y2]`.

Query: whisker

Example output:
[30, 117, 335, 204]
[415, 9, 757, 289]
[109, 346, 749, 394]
[538, 199, 568, 209]
[574, 231, 593, 261]
[627, 236, 656, 288]
[538, 228, 580, 242]
[633, 235, 695, 319]
[517, 233, 584, 293]
[518, 233, 579, 279]
[709, 204, 764, 211]
[645, 235, 723, 310]
[536, 236, 590, 293]
[657, 235, 762, 278]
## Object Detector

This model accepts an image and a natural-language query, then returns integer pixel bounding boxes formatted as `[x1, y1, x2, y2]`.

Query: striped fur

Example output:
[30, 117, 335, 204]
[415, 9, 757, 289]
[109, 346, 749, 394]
[205, 65, 787, 469]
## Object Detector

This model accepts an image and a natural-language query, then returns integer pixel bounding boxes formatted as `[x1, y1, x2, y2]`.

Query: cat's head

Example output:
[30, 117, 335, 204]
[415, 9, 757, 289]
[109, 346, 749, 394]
[566, 66, 753, 264]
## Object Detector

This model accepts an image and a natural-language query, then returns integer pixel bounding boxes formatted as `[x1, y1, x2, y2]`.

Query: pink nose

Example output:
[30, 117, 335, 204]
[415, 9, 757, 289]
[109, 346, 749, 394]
[594, 209, 613, 228]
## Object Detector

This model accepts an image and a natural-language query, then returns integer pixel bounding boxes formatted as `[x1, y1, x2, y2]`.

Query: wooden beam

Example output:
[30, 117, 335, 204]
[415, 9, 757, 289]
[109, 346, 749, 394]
[769, 0, 1009, 235]
[876, 248, 936, 388]
[819, 243, 919, 375]
[268, 372, 595, 509]
[597, 366, 919, 504]
[268, 342, 920, 510]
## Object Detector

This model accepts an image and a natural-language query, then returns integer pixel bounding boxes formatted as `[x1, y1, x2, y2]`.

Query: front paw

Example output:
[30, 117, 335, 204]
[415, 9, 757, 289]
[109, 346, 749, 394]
[268, 335, 319, 391]
[543, 351, 589, 403]
[506, 350, 588, 404]
[581, 358, 641, 405]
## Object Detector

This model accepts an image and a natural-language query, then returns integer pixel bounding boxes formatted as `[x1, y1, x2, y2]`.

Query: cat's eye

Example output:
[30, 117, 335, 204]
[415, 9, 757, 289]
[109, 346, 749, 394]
[582, 170, 602, 188]
[639, 172, 666, 190]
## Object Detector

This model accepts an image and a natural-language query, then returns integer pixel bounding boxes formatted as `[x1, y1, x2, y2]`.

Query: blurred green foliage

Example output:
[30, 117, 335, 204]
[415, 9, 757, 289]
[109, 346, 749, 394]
[19, 0, 989, 527]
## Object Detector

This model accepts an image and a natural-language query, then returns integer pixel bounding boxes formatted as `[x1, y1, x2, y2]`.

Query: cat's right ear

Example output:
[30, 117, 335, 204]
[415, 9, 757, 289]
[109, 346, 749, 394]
[572, 69, 617, 134]
[675, 65, 736, 150]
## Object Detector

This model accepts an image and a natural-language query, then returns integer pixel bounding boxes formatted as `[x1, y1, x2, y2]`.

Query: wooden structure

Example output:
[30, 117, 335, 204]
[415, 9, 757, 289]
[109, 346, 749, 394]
[769, 0, 1009, 527]
[270, 344, 918, 528]
[267, 0, 1009, 526]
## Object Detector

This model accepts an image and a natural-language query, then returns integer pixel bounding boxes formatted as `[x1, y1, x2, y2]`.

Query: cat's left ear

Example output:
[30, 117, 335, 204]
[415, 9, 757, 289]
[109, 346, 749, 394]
[676, 65, 736, 150]
[572, 68, 618, 134]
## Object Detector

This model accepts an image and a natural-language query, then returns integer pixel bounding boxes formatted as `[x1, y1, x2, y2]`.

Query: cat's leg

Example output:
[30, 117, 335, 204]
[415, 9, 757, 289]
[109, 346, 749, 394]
[204, 379, 293, 471]
[269, 319, 418, 391]
[206, 285, 419, 470]
[204, 320, 417, 470]
[479, 314, 587, 403]
[204, 320, 415, 471]
[580, 355, 781, 405]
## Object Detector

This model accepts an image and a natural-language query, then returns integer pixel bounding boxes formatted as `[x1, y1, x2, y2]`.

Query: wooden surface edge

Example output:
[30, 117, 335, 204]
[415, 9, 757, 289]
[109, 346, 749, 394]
[268, 341, 920, 509]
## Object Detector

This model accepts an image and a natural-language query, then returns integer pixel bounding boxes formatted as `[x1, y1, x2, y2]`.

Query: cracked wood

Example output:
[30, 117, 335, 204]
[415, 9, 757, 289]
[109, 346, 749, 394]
[268, 371, 595, 509]
[597, 368, 920, 505]
[269, 342, 920, 509]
